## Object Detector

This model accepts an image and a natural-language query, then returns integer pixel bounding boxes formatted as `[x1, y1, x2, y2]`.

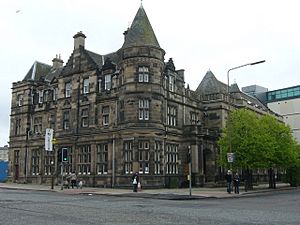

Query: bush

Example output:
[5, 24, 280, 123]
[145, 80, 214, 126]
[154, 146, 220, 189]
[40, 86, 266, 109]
[285, 165, 300, 187]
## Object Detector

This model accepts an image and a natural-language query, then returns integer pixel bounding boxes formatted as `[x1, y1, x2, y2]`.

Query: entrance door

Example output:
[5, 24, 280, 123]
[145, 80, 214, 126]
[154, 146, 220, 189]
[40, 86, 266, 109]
[14, 165, 19, 181]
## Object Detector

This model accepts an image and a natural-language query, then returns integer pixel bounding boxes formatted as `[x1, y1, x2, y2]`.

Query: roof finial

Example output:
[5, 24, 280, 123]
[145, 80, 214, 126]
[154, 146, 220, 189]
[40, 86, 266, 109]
[140, 0, 143, 7]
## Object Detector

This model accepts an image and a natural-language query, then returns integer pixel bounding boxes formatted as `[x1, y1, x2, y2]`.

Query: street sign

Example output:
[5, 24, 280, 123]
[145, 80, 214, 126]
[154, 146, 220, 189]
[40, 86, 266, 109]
[227, 153, 235, 163]
[45, 128, 54, 151]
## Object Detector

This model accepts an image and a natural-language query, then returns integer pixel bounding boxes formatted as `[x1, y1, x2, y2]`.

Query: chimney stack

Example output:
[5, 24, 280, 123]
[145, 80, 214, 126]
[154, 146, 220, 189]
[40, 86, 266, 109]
[73, 31, 86, 49]
[52, 54, 64, 69]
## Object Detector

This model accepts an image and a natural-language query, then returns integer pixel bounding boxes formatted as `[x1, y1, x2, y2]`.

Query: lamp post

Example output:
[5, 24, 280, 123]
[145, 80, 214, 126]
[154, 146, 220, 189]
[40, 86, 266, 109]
[226, 60, 265, 171]
[227, 60, 265, 94]
[188, 145, 192, 196]
[50, 160, 54, 189]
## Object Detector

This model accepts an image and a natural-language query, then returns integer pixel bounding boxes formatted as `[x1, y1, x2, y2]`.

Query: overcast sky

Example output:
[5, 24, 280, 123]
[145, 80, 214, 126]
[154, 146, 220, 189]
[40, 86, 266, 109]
[1, 0, 299, 146]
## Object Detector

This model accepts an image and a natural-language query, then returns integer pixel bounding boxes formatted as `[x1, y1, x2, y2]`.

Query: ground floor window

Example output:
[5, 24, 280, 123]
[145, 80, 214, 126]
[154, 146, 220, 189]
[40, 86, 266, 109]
[78, 145, 91, 175]
[138, 140, 150, 174]
[154, 141, 162, 174]
[96, 143, 108, 174]
[124, 140, 133, 174]
[166, 143, 178, 174]
[31, 149, 40, 175]
[44, 151, 54, 175]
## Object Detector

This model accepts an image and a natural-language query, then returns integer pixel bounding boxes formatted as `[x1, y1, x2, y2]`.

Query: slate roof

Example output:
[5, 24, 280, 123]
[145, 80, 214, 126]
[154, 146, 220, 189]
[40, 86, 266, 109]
[122, 5, 160, 48]
[196, 70, 227, 95]
[23, 61, 52, 81]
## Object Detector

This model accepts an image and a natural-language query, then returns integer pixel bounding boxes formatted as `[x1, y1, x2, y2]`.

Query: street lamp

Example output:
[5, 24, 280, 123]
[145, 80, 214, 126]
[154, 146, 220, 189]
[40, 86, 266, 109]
[227, 60, 265, 94]
[50, 160, 54, 189]
[226, 60, 265, 161]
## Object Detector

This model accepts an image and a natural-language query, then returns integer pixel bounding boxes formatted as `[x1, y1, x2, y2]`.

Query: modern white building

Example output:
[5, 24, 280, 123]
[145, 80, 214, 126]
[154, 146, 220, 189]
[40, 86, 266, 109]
[246, 85, 300, 144]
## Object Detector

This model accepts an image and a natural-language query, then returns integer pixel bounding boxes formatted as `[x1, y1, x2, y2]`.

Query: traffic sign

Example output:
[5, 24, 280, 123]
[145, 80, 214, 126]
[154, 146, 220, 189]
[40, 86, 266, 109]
[227, 153, 235, 163]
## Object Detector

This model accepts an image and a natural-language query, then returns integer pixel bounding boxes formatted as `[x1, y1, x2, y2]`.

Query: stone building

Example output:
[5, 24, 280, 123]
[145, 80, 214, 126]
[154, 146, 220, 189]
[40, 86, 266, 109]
[8, 5, 276, 188]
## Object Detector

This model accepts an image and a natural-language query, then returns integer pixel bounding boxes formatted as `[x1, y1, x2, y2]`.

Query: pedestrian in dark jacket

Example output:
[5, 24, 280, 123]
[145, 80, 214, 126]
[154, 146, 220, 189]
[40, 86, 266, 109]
[233, 173, 240, 194]
[132, 172, 139, 192]
[225, 170, 233, 194]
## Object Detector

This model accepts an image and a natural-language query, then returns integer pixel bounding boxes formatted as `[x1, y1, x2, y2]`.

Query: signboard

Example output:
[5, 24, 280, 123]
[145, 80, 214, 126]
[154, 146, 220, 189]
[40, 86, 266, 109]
[227, 153, 235, 163]
[45, 128, 54, 151]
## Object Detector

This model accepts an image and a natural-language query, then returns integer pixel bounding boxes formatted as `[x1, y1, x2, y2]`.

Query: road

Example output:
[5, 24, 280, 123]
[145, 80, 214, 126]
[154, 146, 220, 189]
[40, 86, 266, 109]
[0, 189, 299, 225]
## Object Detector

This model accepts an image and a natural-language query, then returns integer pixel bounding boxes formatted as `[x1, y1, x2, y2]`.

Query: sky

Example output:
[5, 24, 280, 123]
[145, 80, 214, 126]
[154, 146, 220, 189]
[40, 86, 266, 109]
[1, 0, 299, 146]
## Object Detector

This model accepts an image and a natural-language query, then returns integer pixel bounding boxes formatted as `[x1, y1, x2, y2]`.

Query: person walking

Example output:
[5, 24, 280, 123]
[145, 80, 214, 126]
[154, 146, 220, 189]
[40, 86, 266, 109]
[233, 172, 240, 194]
[132, 172, 139, 192]
[70, 172, 77, 189]
[225, 170, 233, 194]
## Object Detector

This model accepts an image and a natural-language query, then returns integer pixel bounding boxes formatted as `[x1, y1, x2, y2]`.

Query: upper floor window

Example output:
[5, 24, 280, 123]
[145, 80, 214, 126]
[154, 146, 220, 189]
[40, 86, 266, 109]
[53, 87, 58, 101]
[139, 99, 149, 120]
[15, 118, 21, 135]
[105, 75, 111, 90]
[63, 111, 70, 130]
[169, 76, 175, 92]
[83, 78, 90, 94]
[17, 94, 23, 106]
[102, 106, 109, 126]
[65, 82, 71, 98]
[38, 91, 44, 103]
[167, 106, 177, 126]
[138, 66, 149, 82]
[33, 117, 42, 134]
[81, 108, 89, 127]
[190, 112, 199, 125]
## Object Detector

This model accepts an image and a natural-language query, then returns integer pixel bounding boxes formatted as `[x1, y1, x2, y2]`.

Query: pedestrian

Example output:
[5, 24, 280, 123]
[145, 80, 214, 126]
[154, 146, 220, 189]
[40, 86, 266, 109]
[233, 172, 240, 194]
[225, 170, 233, 194]
[70, 172, 77, 189]
[132, 172, 139, 192]
[78, 180, 83, 189]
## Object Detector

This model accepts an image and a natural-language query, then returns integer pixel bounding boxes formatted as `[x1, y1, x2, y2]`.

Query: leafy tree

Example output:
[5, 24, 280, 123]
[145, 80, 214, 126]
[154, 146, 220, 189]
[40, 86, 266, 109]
[218, 109, 299, 189]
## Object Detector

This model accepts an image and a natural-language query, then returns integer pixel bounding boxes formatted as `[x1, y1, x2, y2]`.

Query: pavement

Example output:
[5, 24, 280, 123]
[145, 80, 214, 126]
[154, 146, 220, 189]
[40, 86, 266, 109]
[0, 182, 297, 200]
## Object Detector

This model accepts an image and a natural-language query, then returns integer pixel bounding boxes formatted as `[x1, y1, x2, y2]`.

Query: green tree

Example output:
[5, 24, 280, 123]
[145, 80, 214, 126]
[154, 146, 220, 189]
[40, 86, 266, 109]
[218, 109, 299, 189]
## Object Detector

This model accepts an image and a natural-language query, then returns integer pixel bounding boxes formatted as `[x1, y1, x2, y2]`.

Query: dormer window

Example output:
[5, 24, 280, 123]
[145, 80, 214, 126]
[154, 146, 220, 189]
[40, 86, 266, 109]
[65, 82, 71, 98]
[38, 91, 44, 103]
[83, 78, 90, 94]
[105, 75, 111, 90]
[169, 76, 175, 92]
[138, 66, 149, 82]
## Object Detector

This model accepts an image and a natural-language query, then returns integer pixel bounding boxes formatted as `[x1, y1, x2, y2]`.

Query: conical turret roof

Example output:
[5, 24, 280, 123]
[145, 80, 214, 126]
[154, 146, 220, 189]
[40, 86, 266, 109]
[122, 5, 160, 48]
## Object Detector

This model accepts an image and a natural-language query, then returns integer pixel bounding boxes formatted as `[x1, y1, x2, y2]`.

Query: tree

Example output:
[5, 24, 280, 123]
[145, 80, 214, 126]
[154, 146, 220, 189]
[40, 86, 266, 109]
[218, 109, 299, 189]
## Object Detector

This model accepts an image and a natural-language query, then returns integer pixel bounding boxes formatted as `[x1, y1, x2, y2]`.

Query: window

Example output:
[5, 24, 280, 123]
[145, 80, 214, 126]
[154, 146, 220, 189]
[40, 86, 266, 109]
[96, 143, 108, 174]
[33, 117, 42, 134]
[31, 149, 40, 175]
[83, 78, 90, 94]
[138, 66, 149, 82]
[53, 87, 58, 101]
[17, 94, 23, 106]
[102, 106, 109, 126]
[105, 75, 111, 90]
[49, 115, 56, 130]
[138, 140, 150, 174]
[167, 106, 177, 126]
[38, 91, 44, 103]
[14, 150, 20, 164]
[44, 151, 54, 175]
[65, 82, 71, 98]
[169, 76, 175, 92]
[78, 145, 91, 175]
[63, 111, 70, 130]
[124, 140, 133, 174]
[15, 118, 21, 135]
[139, 99, 149, 120]
[98, 78, 102, 93]
[166, 144, 178, 174]
[81, 108, 89, 127]
[154, 141, 162, 174]
[190, 112, 199, 125]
